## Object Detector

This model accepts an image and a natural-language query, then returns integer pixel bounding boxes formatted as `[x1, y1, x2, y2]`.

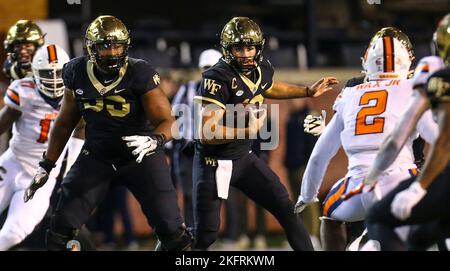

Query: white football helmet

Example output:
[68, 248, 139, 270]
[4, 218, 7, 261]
[362, 28, 413, 81]
[32, 44, 70, 98]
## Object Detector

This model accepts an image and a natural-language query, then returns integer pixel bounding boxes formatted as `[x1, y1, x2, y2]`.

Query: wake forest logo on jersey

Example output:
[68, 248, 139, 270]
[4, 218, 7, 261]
[204, 157, 217, 167]
[428, 77, 450, 99]
[204, 79, 222, 95]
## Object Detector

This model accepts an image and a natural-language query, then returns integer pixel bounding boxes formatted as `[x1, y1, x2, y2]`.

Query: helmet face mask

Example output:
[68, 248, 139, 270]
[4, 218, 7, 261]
[220, 17, 265, 73]
[85, 15, 130, 74]
[32, 44, 70, 99]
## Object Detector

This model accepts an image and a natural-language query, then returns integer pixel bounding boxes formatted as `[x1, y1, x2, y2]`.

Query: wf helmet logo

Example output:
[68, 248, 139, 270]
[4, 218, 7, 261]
[67, 0, 81, 4]
[367, 0, 381, 4]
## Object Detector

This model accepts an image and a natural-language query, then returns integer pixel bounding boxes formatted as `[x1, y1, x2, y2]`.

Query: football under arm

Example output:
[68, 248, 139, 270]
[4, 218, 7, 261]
[365, 90, 430, 182]
[45, 89, 82, 162]
[415, 102, 450, 189]
[300, 113, 343, 202]
[263, 81, 309, 99]
[141, 87, 175, 141]
[0, 105, 21, 135]
[197, 102, 252, 145]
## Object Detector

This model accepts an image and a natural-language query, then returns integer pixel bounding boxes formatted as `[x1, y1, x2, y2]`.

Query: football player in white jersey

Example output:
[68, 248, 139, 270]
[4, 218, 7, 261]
[347, 14, 450, 251]
[0, 44, 70, 250]
[294, 29, 439, 250]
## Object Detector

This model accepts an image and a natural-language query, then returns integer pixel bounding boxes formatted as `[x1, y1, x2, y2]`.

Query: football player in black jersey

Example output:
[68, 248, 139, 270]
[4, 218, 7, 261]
[359, 14, 450, 251]
[192, 17, 338, 250]
[23, 15, 192, 251]
[2, 20, 44, 83]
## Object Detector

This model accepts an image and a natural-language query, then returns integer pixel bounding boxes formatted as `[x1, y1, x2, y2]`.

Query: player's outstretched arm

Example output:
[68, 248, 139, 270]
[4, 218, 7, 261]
[263, 77, 338, 99]
[24, 88, 81, 202]
[296, 113, 343, 213]
[416, 103, 450, 189]
[0, 105, 21, 134]
[390, 103, 450, 220]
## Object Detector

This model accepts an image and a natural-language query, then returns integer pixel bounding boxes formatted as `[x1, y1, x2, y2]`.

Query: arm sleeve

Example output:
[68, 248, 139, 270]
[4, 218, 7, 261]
[416, 109, 439, 144]
[132, 60, 161, 96]
[4, 80, 23, 112]
[300, 113, 344, 202]
[193, 75, 228, 110]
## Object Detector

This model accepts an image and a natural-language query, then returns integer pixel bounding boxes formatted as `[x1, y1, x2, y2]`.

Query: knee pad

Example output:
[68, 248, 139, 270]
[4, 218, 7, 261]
[156, 224, 194, 251]
[45, 227, 79, 251]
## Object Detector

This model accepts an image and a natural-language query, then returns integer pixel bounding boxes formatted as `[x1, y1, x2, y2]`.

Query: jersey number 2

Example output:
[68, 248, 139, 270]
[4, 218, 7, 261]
[355, 90, 388, 135]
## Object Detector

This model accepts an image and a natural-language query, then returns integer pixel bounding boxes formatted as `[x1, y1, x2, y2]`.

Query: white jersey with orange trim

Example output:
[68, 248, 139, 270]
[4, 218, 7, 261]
[333, 78, 436, 174]
[4, 77, 61, 176]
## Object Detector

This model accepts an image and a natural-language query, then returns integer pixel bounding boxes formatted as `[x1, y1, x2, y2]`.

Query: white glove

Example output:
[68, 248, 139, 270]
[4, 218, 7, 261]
[391, 182, 426, 221]
[304, 110, 326, 136]
[294, 195, 319, 214]
[122, 135, 162, 163]
[24, 166, 49, 202]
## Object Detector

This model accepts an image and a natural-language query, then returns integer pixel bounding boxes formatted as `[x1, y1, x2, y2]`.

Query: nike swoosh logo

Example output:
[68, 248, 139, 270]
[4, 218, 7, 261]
[114, 88, 126, 94]
[104, 79, 114, 84]
[262, 83, 268, 89]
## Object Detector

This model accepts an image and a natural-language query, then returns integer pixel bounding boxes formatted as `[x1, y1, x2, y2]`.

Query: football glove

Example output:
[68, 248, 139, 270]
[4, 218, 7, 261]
[391, 182, 426, 220]
[304, 110, 326, 136]
[294, 195, 319, 214]
[24, 154, 55, 202]
[122, 134, 166, 163]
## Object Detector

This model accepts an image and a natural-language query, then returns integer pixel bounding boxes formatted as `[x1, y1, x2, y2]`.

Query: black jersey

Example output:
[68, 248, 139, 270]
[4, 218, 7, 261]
[62, 56, 160, 163]
[426, 67, 450, 108]
[194, 58, 274, 159]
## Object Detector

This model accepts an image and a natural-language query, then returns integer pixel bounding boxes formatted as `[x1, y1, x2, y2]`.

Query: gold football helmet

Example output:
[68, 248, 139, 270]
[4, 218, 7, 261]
[4, 20, 45, 69]
[85, 15, 130, 73]
[4, 20, 45, 52]
[220, 17, 265, 72]
[434, 14, 450, 64]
